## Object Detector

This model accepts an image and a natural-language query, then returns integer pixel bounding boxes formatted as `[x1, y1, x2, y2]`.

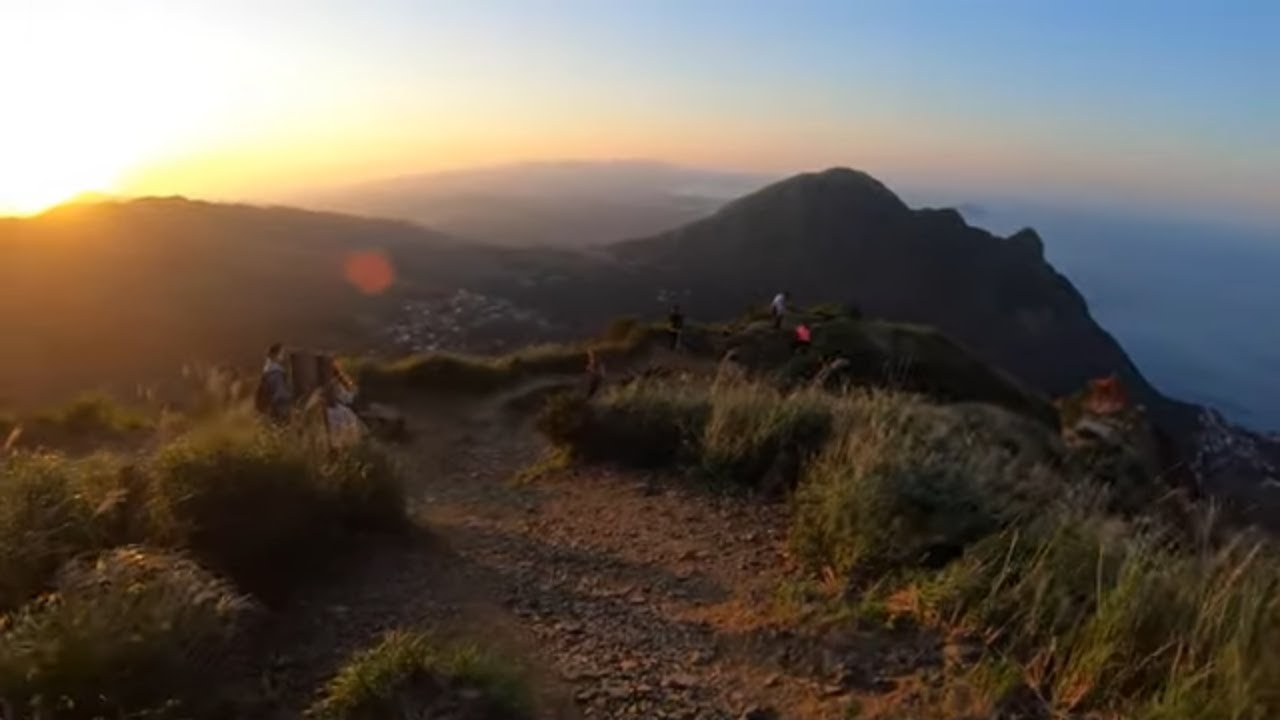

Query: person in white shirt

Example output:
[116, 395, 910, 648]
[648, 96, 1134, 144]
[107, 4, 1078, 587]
[323, 359, 365, 447]
[326, 397, 364, 447]
[770, 291, 790, 329]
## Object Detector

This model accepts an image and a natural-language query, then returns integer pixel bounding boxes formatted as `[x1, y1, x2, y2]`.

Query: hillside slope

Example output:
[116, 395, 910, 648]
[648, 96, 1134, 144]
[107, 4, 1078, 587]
[0, 198, 491, 406]
[493, 168, 1199, 440]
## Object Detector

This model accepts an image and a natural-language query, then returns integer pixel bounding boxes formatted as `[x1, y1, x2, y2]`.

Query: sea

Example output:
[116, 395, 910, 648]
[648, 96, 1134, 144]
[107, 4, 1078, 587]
[970, 203, 1280, 432]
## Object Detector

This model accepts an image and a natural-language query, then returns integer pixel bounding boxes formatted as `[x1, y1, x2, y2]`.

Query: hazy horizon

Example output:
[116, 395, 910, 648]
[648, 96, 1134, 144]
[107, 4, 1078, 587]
[2, 1, 1276, 230]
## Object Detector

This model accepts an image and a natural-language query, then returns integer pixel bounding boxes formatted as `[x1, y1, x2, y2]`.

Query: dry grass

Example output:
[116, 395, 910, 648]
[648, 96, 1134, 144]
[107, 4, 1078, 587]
[0, 547, 256, 719]
[538, 373, 1280, 717]
[354, 325, 660, 398]
[0, 410, 408, 714]
[309, 630, 532, 719]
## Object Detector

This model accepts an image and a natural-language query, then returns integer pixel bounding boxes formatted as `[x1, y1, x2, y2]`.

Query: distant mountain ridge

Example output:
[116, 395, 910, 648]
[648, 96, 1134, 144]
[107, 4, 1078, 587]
[300, 160, 774, 247]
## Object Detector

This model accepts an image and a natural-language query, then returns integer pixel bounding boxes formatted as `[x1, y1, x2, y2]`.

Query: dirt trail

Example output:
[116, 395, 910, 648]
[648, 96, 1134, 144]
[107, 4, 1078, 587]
[271, 380, 873, 719]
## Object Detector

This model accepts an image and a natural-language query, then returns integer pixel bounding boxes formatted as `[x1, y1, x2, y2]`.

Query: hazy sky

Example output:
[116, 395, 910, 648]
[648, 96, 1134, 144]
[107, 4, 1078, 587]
[1, 0, 1276, 224]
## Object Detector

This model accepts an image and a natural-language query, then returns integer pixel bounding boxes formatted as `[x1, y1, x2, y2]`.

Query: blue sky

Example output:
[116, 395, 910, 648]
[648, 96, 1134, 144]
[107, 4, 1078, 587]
[3, 0, 1277, 225]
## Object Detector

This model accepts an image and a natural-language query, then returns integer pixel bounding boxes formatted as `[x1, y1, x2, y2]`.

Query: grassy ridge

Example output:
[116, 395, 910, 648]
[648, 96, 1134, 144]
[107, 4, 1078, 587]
[351, 322, 662, 398]
[536, 376, 1280, 719]
[0, 394, 152, 452]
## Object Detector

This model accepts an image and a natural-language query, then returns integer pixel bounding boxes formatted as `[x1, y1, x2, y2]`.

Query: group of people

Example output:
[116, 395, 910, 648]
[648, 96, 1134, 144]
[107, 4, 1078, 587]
[773, 290, 812, 352]
[582, 290, 813, 398]
[259, 291, 812, 424]
[256, 343, 364, 446]
[665, 290, 809, 351]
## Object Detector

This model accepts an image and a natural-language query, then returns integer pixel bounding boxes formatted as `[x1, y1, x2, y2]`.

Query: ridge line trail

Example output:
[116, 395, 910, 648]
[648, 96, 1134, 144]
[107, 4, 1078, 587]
[278, 373, 866, 719]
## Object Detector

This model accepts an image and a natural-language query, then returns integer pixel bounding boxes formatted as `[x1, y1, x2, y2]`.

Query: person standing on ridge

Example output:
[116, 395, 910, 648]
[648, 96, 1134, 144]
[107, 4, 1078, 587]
[255, 342, 292, 423]
[668, 304, 685, 350]
[584, 348, 606, 398]
[770, 290, 790, 329]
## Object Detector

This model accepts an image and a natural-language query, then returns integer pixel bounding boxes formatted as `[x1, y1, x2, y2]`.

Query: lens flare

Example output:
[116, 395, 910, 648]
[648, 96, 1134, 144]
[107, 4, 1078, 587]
[343, 250, 395, 295]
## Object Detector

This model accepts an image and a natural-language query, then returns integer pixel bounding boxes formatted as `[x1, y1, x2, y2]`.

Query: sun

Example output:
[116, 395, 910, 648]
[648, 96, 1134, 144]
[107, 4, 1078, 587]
[0, 139, 125, 215]
[0, 4, 230, 216]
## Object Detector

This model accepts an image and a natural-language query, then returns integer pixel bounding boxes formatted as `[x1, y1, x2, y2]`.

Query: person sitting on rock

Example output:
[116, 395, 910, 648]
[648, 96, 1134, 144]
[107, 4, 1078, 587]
[323, 382, 366, 448]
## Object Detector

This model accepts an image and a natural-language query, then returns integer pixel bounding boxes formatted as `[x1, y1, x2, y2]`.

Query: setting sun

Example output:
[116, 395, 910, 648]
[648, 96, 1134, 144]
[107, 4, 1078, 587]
[0, 3, 232, 215]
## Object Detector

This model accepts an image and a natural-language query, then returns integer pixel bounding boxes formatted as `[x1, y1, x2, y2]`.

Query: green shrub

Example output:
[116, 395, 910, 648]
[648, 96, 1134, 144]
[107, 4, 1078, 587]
[320, 441, 406, 533]
[147, 423, 331, 595]
[700, 383, 833, 488]
[541, 380, 709, 468]
[146, 421, 405, 598]
[789, 392, 1056, 577]
[310, 630, 532, 719]
[0, 453, 140, 612]
[0, 547, 256, 719]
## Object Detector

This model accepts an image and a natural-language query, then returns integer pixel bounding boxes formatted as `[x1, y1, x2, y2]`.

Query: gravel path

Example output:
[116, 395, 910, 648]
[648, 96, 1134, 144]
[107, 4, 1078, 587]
[268, 387, 868, 719]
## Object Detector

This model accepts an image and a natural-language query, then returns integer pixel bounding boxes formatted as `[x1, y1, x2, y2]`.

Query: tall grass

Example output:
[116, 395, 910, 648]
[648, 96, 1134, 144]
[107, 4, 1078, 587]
[0, 412, 408, 716]
[0, 394, 152, 451]
[700, 382, 833, 488]
[916, 505, 1280, 719]
[539, 373, 1280, 717]
[0, 452, 139, 611]
[791, 393, 1060, 577]
[0, 547, 256, 719]
[539, 377, 841, 486]
[309, 630, 532, 719]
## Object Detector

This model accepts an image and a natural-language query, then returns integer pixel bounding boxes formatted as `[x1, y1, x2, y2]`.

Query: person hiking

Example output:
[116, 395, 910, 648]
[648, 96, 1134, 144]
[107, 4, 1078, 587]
[792, 322, 813, 354]
[770, 290, 790, 329]
[584, 348, 605, 398]
[255, 342, 292, 423]
[667, 304, 685, 350]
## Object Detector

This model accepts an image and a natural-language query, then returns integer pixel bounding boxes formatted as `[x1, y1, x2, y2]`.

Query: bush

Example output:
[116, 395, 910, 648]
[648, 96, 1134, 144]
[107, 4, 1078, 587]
[539, 380, 708, 468]
[0, 547, 256, 719]
[310, 630, 532, 720]
[146, 422, 405, 598]
[0, 453, 143, 612]
[700, 383, 833, 488]
[321, 441, 407, 533]
[790, 392, 1057, 577]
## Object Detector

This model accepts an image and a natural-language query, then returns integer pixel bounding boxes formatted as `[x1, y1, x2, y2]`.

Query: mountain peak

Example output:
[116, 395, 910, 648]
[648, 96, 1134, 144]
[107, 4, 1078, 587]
[717, 167, 909, 223]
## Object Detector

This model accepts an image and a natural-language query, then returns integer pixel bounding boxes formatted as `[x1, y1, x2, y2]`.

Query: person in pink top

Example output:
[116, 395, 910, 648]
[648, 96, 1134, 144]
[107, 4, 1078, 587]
[793, 323, 812, 354]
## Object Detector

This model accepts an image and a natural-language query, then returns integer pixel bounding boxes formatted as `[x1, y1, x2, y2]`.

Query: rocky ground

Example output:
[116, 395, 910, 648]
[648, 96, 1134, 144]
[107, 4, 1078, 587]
[259, 383, 928, 719]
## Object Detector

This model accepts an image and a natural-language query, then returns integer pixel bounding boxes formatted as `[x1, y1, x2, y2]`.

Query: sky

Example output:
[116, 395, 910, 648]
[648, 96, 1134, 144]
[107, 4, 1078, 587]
[1, 0, 1277, 226]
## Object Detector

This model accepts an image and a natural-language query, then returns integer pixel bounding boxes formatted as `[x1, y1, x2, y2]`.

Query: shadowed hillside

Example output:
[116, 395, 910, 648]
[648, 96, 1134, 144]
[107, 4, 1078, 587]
[0, 198, 503, 407]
